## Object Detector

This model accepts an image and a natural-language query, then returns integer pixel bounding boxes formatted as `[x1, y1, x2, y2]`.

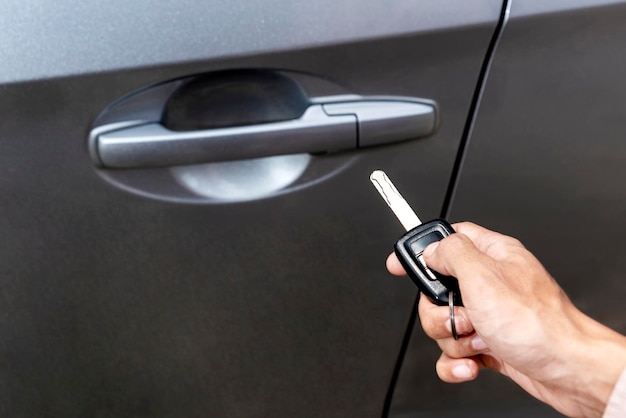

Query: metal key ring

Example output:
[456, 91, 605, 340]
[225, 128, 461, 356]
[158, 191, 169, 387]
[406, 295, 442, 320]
[449, 291, 459, 340]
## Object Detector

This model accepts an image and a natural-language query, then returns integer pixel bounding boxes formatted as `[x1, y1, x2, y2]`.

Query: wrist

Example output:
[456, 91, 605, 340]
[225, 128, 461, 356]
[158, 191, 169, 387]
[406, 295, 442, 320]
[553, 308, 626, 417]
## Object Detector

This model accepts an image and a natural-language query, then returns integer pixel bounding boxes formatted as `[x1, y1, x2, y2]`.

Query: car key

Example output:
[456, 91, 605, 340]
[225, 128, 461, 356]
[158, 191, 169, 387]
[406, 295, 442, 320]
[370, 170, 463, 307]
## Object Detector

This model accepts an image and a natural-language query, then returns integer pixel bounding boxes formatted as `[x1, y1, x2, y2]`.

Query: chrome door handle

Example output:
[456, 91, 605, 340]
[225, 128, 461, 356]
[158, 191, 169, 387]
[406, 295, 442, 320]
[90, 98, 437, 169]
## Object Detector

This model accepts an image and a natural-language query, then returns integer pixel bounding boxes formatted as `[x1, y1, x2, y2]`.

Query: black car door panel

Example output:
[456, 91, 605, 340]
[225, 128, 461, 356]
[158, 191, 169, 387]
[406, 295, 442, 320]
[0, 1, 503, 416]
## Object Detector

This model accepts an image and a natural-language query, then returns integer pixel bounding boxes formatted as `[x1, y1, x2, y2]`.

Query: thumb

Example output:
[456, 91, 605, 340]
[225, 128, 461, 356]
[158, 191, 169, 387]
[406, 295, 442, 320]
[422, 233, 498, 302]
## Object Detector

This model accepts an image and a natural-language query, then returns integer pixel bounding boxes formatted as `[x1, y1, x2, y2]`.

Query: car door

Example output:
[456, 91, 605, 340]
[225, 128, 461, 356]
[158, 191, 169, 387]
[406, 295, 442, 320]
[0, 1, 503, 416]
[390, 1, 626, 417]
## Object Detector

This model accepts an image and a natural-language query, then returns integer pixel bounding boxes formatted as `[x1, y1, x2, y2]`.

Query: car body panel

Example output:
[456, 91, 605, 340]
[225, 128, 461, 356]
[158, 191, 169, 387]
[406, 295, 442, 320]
[0, 1, 502, 416]
[0, 0, 499, 84]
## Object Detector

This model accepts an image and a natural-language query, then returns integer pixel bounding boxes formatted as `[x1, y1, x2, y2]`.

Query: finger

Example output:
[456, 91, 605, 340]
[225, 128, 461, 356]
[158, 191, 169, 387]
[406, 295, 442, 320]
[435, 352, 481, 383]
[435, 333, 490, 359]
[418, 296, 473, 339]
[386, 253, 406, 276]
[421, 233, 499, 292]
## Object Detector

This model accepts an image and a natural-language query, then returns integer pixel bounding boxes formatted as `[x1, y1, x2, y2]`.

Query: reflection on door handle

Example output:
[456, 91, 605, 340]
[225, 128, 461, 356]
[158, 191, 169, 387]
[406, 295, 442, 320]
[90, 99, 437, 169]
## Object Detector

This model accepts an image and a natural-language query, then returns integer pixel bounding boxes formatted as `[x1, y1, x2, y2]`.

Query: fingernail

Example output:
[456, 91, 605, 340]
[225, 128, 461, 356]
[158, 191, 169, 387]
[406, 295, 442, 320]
[423, 242, 439, 258]
[471, 335, 488, 352]
[452, 364, 473, 379]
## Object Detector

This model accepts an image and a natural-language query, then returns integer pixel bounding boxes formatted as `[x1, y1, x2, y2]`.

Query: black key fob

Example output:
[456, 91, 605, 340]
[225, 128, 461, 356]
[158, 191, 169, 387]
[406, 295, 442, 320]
[394, 219, 463, 306]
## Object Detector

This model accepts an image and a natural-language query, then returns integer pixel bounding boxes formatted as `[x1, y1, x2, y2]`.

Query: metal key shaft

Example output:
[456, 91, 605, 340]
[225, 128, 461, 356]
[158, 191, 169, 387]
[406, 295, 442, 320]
[369, 170, 421, 231]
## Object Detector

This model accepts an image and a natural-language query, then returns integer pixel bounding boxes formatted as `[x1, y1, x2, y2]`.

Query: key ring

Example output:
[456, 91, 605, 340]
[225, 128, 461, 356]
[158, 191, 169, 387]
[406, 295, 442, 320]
[449, 291, 459, 340]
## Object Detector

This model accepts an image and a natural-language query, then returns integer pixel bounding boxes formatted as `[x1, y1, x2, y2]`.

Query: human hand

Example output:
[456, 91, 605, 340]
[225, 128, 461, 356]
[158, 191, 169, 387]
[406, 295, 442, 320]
[387, 222, 626, 418]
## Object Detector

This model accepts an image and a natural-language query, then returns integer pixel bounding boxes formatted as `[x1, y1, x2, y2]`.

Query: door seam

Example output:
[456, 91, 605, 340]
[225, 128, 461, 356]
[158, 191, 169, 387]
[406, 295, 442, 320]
[381, 1, 512, 416]
[441, 0, 512, 220]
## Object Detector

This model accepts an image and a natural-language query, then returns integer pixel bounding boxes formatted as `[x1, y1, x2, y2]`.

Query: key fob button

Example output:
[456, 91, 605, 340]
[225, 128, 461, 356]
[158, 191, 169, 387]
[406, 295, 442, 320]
[410, 232, 444, 281]
[408, 231, 444, 254]
[417, 255, 439, 281]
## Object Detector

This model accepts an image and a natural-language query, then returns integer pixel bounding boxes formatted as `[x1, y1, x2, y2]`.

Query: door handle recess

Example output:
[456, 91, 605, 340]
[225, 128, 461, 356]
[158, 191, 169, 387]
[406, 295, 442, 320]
[90, 99, 437, 169]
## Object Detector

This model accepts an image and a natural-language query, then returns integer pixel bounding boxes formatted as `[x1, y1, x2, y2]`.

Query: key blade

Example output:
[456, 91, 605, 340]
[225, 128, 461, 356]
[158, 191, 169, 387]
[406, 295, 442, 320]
[370, 170, 422, 231]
